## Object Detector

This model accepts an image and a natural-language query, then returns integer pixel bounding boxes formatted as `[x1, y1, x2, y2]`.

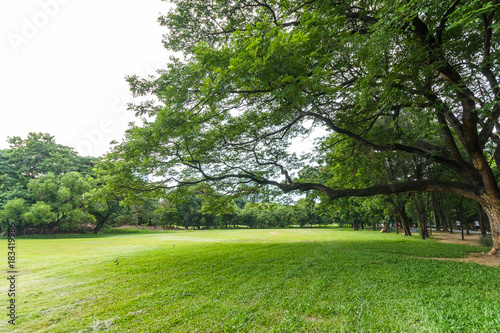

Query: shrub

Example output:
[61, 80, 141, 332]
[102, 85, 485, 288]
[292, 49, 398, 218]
[479, 235, 493, 248]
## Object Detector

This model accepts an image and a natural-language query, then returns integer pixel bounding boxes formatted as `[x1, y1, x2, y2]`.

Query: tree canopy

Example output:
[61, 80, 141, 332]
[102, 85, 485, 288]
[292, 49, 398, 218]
[102, 0, 500, 254]
[0, 133, 95, 209]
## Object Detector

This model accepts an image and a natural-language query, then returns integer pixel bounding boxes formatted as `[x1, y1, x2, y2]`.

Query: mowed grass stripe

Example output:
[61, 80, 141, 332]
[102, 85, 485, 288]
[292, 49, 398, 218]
[1, 229, 498, 332]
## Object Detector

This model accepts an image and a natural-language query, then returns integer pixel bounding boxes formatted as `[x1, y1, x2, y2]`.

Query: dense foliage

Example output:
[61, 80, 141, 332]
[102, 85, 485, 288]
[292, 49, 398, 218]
[0, 134, 99, 233]
[0, 133, 94, 209]
[101, 0, 500, 253]
[0, 133, 331, 233]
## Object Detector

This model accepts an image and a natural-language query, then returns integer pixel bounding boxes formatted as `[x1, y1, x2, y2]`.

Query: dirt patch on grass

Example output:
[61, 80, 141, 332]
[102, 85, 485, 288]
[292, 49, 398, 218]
[418, 254, 499, 267]
[117, 225, 178, 231]
[431, 230, 483, 246]
[426, 231, 499, 267]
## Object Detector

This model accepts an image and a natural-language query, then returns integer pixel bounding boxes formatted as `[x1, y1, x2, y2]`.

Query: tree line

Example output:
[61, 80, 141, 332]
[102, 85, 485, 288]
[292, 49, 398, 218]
[0, 133, 329, 234]
[0, 133, 492, 237]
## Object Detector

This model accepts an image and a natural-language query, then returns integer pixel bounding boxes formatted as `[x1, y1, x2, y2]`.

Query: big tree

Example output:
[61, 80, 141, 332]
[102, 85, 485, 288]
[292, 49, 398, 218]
[103, 0, 500, 254]
[0, 133, 96, 208]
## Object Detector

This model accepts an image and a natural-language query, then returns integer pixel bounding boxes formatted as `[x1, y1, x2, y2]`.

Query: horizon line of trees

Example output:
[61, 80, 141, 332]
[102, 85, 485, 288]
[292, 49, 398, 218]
[0, 133, 329, 234]
[0, 133, 492, 236]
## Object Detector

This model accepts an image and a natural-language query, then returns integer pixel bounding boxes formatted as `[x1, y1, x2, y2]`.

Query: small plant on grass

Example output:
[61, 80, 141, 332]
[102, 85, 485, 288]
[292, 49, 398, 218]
[479, 235, 493, 248]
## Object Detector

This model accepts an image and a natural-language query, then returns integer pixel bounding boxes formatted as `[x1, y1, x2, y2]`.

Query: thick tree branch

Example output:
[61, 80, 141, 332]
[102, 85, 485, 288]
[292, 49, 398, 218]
[424, 91, 469, 166]
[345, 12, 378, 25]
[151, 169, 483, 204]
[326, 180, 481, 200]
[302, 109, 467, 176]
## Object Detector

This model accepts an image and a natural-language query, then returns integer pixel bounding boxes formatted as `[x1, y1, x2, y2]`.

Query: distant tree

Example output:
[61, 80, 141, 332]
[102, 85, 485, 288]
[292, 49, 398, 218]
[0, 150, 25, 207]
[22, 202, 56, 234]
[0, 198, 29, 233]
[1, 172, 95, 233]
[29, 172, 95, 232]
[7, 132, 95, 178]
[86, 187, 131, 234]
[0, 133, 96, 209]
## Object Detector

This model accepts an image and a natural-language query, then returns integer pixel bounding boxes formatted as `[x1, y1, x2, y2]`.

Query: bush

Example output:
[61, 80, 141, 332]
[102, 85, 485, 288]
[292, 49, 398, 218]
[479, 235, 493, 248]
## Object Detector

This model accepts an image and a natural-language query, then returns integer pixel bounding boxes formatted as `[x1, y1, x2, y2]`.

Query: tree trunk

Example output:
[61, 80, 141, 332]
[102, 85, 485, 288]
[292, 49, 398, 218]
[392, 207, 399, 234]
[388, 195, 412, 236]
[459, 198, 465, 240]
[393, 203, 412, 236]
[460, 201, 470, 236]
[437, 195, 448, 232]
[412, 194, 428, 240]
[93, 221, 105, 234]
[93, 212, 113, 234]
[401, 213, 412, 236]
[481, 201, 500, 255]
[478, 202, 487, 236]
[431, 195, 441, 231]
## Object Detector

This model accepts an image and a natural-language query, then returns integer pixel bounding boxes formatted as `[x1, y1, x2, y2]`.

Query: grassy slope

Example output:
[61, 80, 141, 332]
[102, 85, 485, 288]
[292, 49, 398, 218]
[0, 229, 499, 332]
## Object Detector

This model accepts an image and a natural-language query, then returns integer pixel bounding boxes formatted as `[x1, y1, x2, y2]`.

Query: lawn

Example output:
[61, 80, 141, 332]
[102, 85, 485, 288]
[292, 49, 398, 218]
[0, 228, 499, 332]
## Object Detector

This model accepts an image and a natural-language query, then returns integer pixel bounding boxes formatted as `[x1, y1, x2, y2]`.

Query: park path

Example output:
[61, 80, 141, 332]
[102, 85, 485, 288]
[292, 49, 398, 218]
[425, 231, 499, 267]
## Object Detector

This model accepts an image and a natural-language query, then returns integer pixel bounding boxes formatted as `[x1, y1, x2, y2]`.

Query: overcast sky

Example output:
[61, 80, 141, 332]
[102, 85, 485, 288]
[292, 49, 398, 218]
[1, 0, 323, 161]
[0, 0, 172, 157]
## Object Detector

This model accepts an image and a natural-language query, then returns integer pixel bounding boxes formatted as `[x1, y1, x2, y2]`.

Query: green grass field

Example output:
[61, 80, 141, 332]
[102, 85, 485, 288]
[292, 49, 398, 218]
[1, 228, 499, 332]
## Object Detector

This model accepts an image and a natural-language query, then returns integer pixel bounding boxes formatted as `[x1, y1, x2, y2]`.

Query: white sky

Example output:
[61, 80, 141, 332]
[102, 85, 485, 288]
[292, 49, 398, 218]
[0, 0, 323, 160]
[0, 0, 172, 157]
